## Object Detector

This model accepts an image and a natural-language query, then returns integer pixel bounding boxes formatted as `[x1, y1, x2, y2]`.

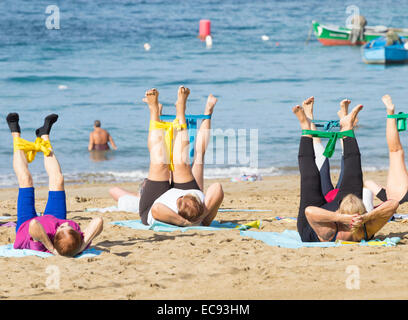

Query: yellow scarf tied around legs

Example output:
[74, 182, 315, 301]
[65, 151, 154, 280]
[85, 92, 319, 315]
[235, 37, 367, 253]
[13, 137, 53, 163]
[149, 119, 187, 171]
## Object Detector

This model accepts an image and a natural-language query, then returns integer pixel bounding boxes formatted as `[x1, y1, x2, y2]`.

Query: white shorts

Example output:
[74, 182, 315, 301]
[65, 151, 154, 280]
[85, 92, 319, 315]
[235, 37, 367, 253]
[117, 194, 140, 213]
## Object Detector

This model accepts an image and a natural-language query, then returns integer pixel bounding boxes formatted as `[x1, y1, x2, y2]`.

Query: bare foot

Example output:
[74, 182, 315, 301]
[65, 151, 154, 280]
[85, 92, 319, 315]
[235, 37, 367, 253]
[143, 88, 160, 112]
[175, 85, 190, 115]
[337, 99, 351, 119]
[302, 96, 314, 120]
[337, 99, 359, 127]
[339, 104, 363, 131]
[382, 94, 395, 115]
[292, 105, 311, 131]
[204, 94, 218, 115]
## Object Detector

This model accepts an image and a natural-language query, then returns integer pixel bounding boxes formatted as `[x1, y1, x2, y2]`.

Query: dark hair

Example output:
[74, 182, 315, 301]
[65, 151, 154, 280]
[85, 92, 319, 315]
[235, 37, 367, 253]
[94, 120, 101, 127]
[54, 229, 83, 257]
[177, 194, 204, 223]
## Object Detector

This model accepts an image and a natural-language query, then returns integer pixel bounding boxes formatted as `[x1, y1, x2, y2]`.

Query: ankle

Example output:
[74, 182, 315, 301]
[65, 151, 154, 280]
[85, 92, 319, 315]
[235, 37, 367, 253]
[386, 108, 395, 116]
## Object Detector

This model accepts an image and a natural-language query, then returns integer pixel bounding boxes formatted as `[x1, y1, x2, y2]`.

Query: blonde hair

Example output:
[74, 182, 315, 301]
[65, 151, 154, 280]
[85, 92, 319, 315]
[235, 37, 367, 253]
[339, 194, 367, 215]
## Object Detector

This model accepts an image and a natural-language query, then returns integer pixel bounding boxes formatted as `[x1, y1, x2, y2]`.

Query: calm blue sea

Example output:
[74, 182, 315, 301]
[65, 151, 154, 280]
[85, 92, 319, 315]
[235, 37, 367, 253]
[1, 0, 408, 187]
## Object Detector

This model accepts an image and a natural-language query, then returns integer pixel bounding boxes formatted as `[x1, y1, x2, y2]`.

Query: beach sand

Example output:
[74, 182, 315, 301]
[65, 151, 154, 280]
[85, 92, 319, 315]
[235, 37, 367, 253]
[1, 170, 408, 300]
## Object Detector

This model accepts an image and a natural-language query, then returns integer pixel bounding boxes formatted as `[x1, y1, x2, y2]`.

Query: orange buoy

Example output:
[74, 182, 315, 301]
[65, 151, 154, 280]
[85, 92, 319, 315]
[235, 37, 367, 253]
[199, 20, 211, 40]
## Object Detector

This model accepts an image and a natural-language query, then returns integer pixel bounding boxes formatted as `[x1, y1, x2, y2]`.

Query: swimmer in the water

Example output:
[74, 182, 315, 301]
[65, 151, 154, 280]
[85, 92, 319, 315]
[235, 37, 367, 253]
[88, 120, 117, 151]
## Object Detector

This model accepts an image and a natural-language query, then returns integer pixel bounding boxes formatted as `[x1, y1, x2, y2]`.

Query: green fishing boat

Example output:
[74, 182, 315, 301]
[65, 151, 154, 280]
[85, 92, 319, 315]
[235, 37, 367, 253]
[312, 20, 408, 46]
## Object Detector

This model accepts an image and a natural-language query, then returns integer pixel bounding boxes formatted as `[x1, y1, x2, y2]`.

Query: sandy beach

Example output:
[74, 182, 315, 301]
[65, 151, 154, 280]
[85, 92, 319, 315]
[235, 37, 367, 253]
[1, 170, 408, 300]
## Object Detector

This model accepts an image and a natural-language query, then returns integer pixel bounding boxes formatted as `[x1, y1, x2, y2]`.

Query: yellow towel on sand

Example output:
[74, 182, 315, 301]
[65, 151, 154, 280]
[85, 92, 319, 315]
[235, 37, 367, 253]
[336, 240, 388, 246]
[149, 119, 187, 171]
[14, 137, 52, 163]
[235, 220, 261, 230]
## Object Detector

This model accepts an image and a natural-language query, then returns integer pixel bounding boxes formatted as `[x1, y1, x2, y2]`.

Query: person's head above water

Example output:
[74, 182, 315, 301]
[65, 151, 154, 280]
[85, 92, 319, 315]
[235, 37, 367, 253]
[339, 194, 367, 216]
[94, 120, 101, 128]
[53, 223, 83, 257]
[176, 193, 205, 223]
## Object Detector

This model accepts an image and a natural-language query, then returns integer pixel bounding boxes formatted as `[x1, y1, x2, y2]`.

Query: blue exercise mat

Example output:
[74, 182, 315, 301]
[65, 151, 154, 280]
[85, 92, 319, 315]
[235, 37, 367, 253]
[240, 229, 400, 249]
[0, 244, 102, 258]
[111, 219, 259, 232]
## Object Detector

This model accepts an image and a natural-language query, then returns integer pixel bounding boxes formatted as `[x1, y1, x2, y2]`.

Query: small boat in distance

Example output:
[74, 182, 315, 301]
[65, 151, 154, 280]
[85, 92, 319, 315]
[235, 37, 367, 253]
[362, 36, 408, 64]
[312, 21, 408, 46]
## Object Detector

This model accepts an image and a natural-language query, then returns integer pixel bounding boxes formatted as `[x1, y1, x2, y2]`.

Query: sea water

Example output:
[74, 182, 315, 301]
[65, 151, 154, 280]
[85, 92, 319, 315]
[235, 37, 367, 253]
[0, 0, 407, 187]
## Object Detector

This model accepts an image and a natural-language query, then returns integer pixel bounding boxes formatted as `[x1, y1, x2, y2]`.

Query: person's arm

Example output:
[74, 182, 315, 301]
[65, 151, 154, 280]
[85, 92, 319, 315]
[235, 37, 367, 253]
[88, 132, 94, 151]
[201, 183, 224, 226]
[108, 133, 117, 150]
[305, 206, 357, 225]
[352, 199, 399, 237]
[76, 217, 103, 255]
[28, 219, 59, 255]
[151, 203, 192, 227]
[305, 206, 359, 241]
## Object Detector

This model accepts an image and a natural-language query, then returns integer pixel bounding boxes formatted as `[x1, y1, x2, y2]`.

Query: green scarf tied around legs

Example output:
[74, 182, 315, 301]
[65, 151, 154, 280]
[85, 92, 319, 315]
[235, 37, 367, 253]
[301, 129, 355, 158]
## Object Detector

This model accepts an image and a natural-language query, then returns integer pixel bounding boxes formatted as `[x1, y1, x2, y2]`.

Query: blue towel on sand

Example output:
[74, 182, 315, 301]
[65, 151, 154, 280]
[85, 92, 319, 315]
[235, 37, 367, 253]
[240, 229, 400, 249]
[111, 219, 258, 232]
[0, 244, 102, 258]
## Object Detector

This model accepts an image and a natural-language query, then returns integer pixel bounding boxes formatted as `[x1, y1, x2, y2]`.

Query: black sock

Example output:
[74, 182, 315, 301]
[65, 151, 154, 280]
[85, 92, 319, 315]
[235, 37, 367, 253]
[36, 114, 58, 137]
[6, 113, 20, 133]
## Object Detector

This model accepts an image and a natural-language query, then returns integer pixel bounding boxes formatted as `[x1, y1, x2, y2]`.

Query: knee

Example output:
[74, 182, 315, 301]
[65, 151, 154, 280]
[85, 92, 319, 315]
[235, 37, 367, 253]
[363, 180, 374, 189]
[17, 171, 33, 188]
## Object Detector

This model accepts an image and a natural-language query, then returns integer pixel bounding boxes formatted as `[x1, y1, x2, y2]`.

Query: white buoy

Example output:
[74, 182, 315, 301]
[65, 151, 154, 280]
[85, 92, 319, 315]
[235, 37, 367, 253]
[261, 35, 270, 41]
[144, 43, 151, 51]
[205, 35, 212, 48]
[58, 85, 68, 90]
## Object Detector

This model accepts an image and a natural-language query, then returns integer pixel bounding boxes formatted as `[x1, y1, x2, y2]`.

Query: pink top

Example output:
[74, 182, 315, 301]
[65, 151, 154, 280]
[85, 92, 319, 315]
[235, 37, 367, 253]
[14, 215, 85, 253]
[325, 188, 339, 203]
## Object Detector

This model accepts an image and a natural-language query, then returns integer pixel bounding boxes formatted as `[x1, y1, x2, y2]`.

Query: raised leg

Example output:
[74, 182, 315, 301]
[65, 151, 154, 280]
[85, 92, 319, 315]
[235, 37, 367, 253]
[172, 86, 195, 183]
[7, 113, 33, 188]
[144, 88, 170, 182]
[42, 135, 64, 191]
[293, 105, 327, 239]
[382, 94, 408, 201]
[191, 94, 217, 191]
[332, 104, 364, 203]
[7, 113, 37, 231]
[303, 96, 335, 193]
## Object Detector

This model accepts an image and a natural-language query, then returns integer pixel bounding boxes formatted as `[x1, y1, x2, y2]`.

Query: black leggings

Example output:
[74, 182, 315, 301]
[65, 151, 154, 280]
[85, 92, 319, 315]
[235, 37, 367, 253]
[319, 156, 345, 196]
[297, 136, 363, 242]
[376, 188, 408, 204]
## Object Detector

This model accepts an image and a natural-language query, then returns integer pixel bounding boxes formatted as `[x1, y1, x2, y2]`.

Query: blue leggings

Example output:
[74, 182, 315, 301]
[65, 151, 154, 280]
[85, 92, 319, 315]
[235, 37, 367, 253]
[16, 187, 67, 232]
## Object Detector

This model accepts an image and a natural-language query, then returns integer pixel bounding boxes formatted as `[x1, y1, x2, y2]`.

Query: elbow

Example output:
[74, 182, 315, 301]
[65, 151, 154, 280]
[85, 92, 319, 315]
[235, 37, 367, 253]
[95, 217, 104, 230]
[214, 182, 224, 201]
[388, 199, 400, 212]
[151, 206, 160, 220]
[305, 206, 314, 218]
[304, 206, 317, 223]
[28, 219, 40, 236]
